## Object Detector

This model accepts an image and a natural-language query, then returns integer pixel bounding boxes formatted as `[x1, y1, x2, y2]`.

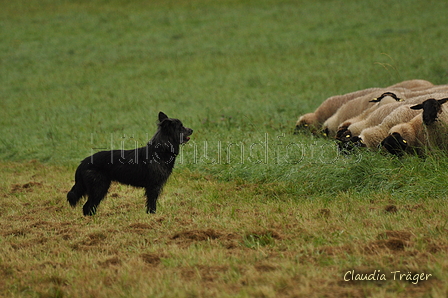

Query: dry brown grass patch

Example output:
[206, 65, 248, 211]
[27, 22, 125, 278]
[10, 181, 43, 193]
[1, 161, 447, 297]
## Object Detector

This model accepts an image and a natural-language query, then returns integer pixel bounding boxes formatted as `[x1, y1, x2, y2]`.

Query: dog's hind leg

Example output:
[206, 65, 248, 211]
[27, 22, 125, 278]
[145, 187, 162, 214]
[82, 172, 111, 216]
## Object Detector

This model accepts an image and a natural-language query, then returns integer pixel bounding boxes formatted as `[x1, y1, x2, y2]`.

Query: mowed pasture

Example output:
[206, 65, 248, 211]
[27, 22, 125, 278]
[1, 0, 448, 297]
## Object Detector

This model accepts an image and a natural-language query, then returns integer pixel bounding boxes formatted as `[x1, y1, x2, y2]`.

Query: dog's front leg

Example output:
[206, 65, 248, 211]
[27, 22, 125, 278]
[145, 187, 161, 214]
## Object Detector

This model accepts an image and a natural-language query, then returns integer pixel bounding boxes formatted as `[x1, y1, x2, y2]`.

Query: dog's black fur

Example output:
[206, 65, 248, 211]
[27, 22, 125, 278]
[67, 112, 193, 216]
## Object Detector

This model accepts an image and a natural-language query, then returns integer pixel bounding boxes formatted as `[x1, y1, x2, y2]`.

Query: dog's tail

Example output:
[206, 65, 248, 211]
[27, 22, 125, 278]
[67, 166, 86, 207]
[67, 183, 84, 207]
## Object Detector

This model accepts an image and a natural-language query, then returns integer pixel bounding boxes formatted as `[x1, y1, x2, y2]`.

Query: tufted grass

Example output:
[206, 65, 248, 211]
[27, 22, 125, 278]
[1, 0, 448, 297]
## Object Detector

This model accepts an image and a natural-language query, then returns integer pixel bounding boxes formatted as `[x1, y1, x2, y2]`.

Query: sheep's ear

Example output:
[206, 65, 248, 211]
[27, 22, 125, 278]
[410, 104, 423, 110]
[370, 92, 401, 103]
[158, 112, 169, 122]
[438, 98, 448, 105]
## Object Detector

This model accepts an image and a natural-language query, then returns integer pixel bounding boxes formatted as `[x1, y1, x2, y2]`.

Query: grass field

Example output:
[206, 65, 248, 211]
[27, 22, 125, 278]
[1, 0, 448, 297]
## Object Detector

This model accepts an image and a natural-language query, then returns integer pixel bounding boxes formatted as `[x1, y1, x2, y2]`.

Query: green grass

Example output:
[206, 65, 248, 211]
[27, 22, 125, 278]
[1, 0, 448, 297]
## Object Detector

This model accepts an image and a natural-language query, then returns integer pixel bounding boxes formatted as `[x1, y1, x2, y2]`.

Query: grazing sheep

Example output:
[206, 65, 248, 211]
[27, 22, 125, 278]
[296, 79, 433, 134]
[295, 87, 382, 134]
[336, 100, 406, 153]
[322, 89, 408, 138]
[354, 104, 422, 149]
[338, 87, 448, 141]
[339, 101, 403, 139]
[337, 92, 403, 135]
[410, 97, 448, 151]
[381, 114, 425, 156]
[355, 93, 448, 150]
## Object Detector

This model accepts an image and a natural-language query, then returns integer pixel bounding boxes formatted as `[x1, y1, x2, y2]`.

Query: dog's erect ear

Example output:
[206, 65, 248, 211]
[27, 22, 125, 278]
[410, 104, 423, 110]
[158, 112, 169, 122]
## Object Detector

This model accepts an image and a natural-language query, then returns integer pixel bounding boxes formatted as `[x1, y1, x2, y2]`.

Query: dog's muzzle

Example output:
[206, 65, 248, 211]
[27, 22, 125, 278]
[182, 129, 193, 144]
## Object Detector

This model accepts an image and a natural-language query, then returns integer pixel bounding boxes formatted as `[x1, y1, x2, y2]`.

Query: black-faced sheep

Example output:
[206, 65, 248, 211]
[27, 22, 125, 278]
[295, 87, 382, 134]
[381, 114, 425, 156]
[337, 85, 448, 138]
[296, 79, 433, 135]
[337, 92, 403, 136]
[324, 80, 437, 136]
[337, 90, 448, 147]
[354, 104, 422, 149]
[355, 93, 448, 150]
[322, 89, 408, 138]
[410, 98, 448, 152]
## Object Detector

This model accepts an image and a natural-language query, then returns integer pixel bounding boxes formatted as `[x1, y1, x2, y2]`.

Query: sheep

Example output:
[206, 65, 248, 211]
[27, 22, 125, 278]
[322, 80, 436, 137]
[337, 92, 403, 135]
[353, 104, 422, 149]
[335, 100, 405, 153]
[335, 98, 408, 153]
[381, 114, 425, 156]
[354, 93, 448, 150]
[322, 89, 409, 138]
[409, 97, 448, 152]
[296, 79, 433, 134]
[295, 87, 383, 134]
[382, 97, 448, 155]
[338, 101, 403, 140]
[338, 86, 448, 141]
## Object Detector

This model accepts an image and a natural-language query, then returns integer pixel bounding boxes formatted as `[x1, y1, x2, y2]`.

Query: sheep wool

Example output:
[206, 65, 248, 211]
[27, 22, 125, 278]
[323, 89, 409, 138]
[296, 87, 382, 133]
[388, 79, 433, 90]
[339, 92, 403, 135]
[357, 104, 421, 149]
[345, 90, 448, 141]
[296, 79, 434, 135]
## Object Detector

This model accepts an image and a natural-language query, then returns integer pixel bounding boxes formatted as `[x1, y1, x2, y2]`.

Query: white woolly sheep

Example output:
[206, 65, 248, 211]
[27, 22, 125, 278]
[337, 92, 403, 135]
[381, 114, 425, 156]
[410, 97, 448, 152]
[354, 104, 422, 149]
[355, 92, 448, 149]
[322, 89, 409, 138]
[338, 86, 448, 140]
[295, 87, 382, 133]
[323, 80, 436, 137]
[381, 92, 448, 155]
[296, 79, 433, 135]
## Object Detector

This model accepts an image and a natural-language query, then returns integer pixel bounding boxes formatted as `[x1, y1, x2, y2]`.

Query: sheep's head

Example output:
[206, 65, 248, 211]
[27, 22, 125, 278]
[381, 132, 408, 156]
[295, 113, 317, 134]
[336, 130, 363, 154]
[369, 92, 403, 103]
[410, 98, 448, 125]
[350, 136, 367, 148]
[337, 135, 366, 155]
[336, 127, 352, 142]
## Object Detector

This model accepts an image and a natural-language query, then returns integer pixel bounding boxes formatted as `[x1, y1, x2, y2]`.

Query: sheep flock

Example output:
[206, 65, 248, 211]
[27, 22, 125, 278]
[295, 79, 448, 156]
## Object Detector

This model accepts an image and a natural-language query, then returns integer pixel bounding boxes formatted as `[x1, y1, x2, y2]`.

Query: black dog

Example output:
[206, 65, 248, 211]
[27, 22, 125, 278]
[67, 112, 193, 216]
